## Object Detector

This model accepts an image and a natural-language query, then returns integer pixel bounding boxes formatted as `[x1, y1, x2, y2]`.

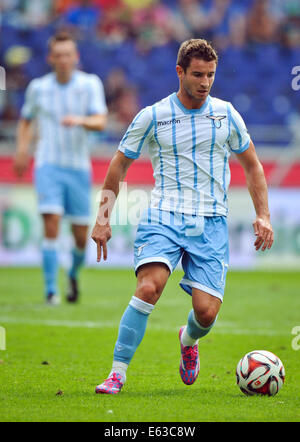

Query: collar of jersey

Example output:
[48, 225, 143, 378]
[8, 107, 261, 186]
[171, 92, 211, 115]
[52, 70, 78, 87]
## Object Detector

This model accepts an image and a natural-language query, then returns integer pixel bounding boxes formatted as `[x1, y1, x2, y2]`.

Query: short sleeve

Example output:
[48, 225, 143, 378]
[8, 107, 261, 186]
[21, 79, 38, 120]
[118, 107, 154, 159]
[87, 75, 107, 115]
[227, 103, 250, 154]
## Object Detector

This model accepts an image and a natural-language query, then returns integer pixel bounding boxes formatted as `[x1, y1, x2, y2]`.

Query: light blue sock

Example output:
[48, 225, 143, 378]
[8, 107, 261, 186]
[42, 238, 59, 296]
[69, 247, 85, 279]
[113, 296, 154, 366]
[187, 309, 216, 340]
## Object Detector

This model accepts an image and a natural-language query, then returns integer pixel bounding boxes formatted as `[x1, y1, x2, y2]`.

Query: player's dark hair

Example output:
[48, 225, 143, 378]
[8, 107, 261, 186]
[48, 31, 77, 52]
[177, 39, 218, 72]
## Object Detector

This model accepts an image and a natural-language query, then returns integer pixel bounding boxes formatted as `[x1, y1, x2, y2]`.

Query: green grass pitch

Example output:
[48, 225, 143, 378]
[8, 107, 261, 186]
[0, 267, 299, 422]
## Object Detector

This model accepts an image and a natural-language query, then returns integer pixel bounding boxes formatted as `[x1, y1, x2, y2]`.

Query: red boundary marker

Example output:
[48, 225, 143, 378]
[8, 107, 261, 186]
[1, 157, 300, 187]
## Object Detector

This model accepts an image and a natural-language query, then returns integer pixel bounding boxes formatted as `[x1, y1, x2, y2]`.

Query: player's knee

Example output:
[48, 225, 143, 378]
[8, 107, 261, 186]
[43, 215, 60, 238]
[135, 279, 162, 305]
[194, 307, 217, 329]
[74, 237, 87, 250]
[44, 225, 59, 239]
[72, 226, 88, 250]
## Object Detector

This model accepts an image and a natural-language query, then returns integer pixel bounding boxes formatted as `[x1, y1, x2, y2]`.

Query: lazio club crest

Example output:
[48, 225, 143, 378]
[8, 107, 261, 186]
[206, 115, 227, 129]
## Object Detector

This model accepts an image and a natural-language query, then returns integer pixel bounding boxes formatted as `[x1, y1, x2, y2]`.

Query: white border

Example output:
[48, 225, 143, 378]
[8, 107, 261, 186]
[39, 205, 64, 215]
[135, 257, 173, 274]
[180, 278, 224, 302]
[65, 215, 90, 226]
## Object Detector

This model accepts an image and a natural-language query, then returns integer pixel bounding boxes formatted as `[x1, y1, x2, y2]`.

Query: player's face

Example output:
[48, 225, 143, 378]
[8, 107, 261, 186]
[48, 41, 79, 77]
[177, 58, 217, 102]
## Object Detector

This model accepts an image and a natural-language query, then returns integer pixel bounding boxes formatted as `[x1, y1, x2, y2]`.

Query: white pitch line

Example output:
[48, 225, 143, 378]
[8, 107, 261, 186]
[0, 316, 116, 329]
[0, 316, 289, 336]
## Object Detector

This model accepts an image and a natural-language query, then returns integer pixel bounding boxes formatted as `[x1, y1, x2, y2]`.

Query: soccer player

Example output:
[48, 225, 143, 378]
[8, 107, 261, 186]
[14, 31, 108, 305]
[91, 39, 274, 394]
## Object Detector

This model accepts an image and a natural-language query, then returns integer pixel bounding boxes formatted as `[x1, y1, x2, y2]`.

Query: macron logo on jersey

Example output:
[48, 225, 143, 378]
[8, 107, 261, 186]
[157, 118, 181, 126]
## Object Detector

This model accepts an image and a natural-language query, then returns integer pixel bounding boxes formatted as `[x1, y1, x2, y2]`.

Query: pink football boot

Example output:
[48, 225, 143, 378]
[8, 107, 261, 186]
[95, 372, 124, 395]
[179, 326, 200, 385]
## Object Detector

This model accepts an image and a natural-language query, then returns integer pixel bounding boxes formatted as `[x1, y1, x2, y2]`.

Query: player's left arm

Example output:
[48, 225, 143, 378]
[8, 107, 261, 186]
[62, 75, 108, 131]
[61, 113, 107, 131]
[236, 140, 274, 251]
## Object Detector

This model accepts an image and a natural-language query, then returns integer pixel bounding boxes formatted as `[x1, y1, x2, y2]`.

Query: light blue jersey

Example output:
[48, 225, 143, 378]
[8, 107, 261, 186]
[118, 93, 250, 217]
[21, 70, 107, 171]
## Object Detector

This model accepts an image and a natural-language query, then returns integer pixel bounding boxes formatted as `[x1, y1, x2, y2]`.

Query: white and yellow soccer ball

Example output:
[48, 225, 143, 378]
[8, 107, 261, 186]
[236, 350, 285, 396]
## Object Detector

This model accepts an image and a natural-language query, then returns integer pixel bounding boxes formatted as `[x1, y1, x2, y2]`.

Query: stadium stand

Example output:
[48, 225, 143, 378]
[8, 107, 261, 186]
[0, 0, 299, 152]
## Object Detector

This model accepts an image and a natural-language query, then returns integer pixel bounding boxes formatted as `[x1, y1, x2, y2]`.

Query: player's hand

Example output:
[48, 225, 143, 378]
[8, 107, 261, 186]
[61, 115, 84, 127]
[13, 151, 30, 178]
[253, 216, 274, 251]
[91, 222, 112, 262]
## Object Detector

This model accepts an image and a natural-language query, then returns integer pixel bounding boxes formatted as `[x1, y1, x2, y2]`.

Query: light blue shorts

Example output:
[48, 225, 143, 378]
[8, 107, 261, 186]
[34, 164, 91, 225]
[134, 208, 229, 302]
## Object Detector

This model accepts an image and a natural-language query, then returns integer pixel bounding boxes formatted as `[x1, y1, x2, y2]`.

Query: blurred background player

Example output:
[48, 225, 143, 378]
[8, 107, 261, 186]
[14, 31, 108, 305]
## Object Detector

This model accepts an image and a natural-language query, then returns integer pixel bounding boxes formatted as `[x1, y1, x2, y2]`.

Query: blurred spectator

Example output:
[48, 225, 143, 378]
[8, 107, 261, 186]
[18, 0, 54, 27]
[105, 69, 129, 108]
[279, 0, 300, 48]
[105, 69, 139, 137]
[108, 88, 140, 137]
[97, 6, 131, 45]
[123, 0, 156, 10]
[227, 10, 248, 48]
[62, 0, 102, 30]
[169, 0, 211, 41]
[0, 0, 19, 16]
[131, 1, 173, 51]
[246, 0, 280, 44]
[210, 0, 244, 50]
[94, 0, 123, 11]
[54, 0, 74, 14]
[0, 0, 54, 27]
[270, 0, 300, 19]
[169, 0, 232, 43]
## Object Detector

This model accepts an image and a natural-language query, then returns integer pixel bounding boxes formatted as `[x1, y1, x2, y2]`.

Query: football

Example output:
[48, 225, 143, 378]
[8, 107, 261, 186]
[236, 350, 285, 396]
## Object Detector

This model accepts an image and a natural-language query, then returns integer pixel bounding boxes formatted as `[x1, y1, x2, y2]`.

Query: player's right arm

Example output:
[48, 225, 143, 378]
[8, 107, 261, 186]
[91, 151, 134, 262]
[14, 118, 34, 177]
[91, 106, 153, 262]
[14, 79, 38, 177]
